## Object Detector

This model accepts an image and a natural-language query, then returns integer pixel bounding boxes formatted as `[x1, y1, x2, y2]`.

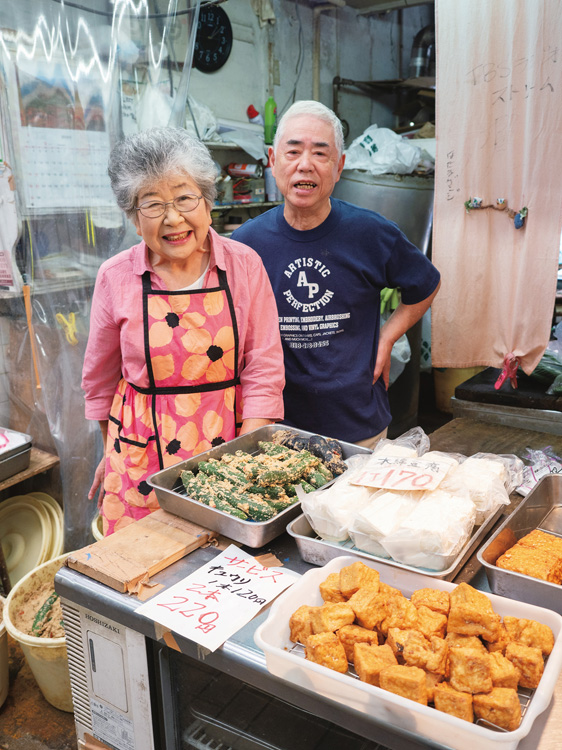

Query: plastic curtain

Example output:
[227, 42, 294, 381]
[0, 0, 200, 550]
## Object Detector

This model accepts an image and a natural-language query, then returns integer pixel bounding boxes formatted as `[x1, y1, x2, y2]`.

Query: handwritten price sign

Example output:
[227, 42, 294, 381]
[350, 456, 451, 492]
[136, 545, 296, 652]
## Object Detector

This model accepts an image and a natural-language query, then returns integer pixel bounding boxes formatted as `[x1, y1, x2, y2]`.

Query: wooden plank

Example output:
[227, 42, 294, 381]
[66, 509, 217, 593]
[0, 448, 59, 493]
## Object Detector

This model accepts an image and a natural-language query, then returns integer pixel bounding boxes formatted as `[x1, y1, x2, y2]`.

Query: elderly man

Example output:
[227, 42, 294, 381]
[232, 101, 440, 448]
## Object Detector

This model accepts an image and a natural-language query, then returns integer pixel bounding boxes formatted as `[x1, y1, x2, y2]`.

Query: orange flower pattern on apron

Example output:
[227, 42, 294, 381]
[101, 269, 240, 535]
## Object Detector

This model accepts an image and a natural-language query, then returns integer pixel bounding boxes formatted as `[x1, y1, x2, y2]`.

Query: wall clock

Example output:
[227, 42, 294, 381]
[193, 4, 233, 73]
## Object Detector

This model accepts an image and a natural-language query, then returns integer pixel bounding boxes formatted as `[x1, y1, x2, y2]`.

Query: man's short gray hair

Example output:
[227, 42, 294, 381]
[108, 127, 217, 219]
[273, 101, 344, 157]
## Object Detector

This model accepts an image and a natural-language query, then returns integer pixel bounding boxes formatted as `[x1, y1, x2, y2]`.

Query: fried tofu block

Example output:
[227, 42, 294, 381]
[425, 671, 444, 703]
[354, 643, 397, 687]
[424, 637, 449, 676]
[310, 602, 355, 634]
[289, 605, 318, 644]
[484, 622, 511, 654]
[319, 571, 347, 603]
[505, 643, 544, 688]
[305, 632, 349, 673]
[445, 633, 487, 652]
[503, 616, 554, 656]
[448, 583, 501, 642]
[386, 628, 414, 662]
[488, 651, 520, 690]
[380, 596, 419, 637]
[448, 647, 493, 694]
[348, 588, 389, 631]
[496, 544, 562, 584]
[416, 605, 448, 640]
[337, 624, 380, 662]
[518, 529, 562, 559]
[379, 665, 428, 705]
[378, 582, 404, 598]
[473, 687, 521, 732]
[434, 682, 474, 723]
[339, 561, 380, 598]
[410, 588, 450, 616]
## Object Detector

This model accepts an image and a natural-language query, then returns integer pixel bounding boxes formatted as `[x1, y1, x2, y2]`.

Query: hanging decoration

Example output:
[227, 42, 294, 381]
[464, 198, 528, 229]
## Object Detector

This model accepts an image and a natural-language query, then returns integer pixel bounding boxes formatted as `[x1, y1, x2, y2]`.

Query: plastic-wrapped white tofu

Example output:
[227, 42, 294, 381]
[348, 490, 419, 558]
[380, 489, 476, 571]
[370, 443, 418, 459]
[299, 457, 375, 542]
[421, 450, 462, 472]
[440, 456, 509, 525]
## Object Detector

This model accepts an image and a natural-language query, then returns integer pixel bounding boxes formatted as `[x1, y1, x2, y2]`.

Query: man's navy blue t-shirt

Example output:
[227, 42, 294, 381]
[232, 199, 440, 442]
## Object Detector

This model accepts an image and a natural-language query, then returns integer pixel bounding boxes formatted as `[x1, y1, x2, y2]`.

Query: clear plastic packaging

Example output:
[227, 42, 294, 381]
[371, 426, 430, 458]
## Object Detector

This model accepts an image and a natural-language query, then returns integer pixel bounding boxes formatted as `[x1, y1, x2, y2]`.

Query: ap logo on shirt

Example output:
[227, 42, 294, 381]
[283, 257, 334, 312]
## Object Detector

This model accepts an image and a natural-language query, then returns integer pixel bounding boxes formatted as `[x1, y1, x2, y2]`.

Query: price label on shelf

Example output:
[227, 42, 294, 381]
[136, 545, 296, 652]
[349, 456, 451, 492]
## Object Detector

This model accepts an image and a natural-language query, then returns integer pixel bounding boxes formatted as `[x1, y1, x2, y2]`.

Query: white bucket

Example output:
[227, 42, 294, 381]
[0, 594, 8, 708]
[3, 553, 73, 712]
[91, 513, 104, 542]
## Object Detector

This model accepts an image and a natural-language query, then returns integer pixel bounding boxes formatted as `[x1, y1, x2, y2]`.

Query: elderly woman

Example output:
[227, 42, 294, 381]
[82, 127, 284, 535]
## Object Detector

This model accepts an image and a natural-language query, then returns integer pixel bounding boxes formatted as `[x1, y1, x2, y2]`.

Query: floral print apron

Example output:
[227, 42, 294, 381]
[101, 268, 240, 535]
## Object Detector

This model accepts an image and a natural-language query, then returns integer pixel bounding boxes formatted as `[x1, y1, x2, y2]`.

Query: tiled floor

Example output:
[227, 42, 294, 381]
[0, 372, 453, 750]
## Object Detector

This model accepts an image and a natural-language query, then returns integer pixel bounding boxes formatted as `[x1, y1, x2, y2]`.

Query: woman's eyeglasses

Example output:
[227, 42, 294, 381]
[136, 194, 203, 218]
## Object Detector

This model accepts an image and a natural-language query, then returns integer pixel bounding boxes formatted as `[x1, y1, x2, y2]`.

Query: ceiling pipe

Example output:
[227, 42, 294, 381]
[313, 0, 346, 102]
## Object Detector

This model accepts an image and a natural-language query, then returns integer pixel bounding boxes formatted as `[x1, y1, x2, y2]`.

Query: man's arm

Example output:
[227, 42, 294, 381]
[373, 281, 441, 388]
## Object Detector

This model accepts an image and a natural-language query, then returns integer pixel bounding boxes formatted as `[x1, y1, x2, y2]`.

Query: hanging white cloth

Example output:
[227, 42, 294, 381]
[432, 0, 562, 374]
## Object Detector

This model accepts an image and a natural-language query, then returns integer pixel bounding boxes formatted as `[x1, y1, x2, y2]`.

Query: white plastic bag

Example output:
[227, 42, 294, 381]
[343, 125, 422, 176]
[372, 426, 431, 458]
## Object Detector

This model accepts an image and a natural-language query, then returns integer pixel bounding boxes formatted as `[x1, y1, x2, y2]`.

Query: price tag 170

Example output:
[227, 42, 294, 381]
[349, 456, 451, 492]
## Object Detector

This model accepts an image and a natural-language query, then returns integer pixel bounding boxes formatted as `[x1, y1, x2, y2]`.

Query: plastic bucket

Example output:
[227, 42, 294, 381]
[3, 553, 73, 712]
[433, 366, 485, 414]
[0, 594, 8, 708]
[91, 514, 104, 542]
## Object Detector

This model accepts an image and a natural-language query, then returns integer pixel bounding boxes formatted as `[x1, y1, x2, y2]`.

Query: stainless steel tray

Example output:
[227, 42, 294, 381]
[287, 507, 503, 581]
[0, 446, 31, 482]
[477, 474, 562, 613]
[0, 427, 31, 460]
[148, 425, 371, 548]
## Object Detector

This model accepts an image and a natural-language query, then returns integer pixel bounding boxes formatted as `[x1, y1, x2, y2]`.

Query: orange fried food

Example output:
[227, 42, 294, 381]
[473, 687, 521, 731]
[448, 647, 493, 694]
[289, 605, 318, 644]
[354, 643, 398, 687]
[484, 622, 511, 654]
[445, 633, 487, 652]
[447, 583, 501, 642]
[503, 616, 554, 656]
[517, 529, 562, 560]
[347, 588, 389, 631]
[505, 643, 544, 688]
[425, 671, 444, 703]
[305, 631, 349, 673]
[410, 588, 450, 616]
[339, 561, 380, 598]
[310, 602, 355, 634]
[319, 571, 347, 603]
[380, 595, 419, 637]
[337, 624, 380, 663]
[488, 651, 520, 690]
[434, 682, 474, 723]
[379, 665, 428, 705]
[496, 544, 562, 584]
[416, 605, 448, 640]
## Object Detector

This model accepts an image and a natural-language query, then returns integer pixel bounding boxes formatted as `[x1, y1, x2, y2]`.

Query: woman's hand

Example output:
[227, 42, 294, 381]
[238, 418, 275, 436]
[88, 456, 106, 510]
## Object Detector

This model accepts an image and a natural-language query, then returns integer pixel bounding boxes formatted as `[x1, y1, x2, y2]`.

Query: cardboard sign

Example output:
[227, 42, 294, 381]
[349, 456, 451, 492]
[136, 545, 296, 652]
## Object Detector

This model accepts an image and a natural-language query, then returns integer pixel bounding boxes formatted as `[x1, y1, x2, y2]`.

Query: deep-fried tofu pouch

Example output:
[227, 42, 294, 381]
[505, 643, 544, 688]
[347, 588, 390, 631]
[488, 651, 520, 690]
[380, 596, 419, 636]
[305, 631, 349, 673]
[447, 583, 501, 642]
[445, 633, 487, 652]
[517, 529, 562, 560]
[289, 605, 318, 644]
[416, 605, 448, 639]
[473, 687, 521, 732]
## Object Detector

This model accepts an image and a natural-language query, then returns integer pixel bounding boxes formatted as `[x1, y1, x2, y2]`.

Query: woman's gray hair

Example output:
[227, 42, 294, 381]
[108, 127, 217, 219]
[273, 101, 344, 157]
